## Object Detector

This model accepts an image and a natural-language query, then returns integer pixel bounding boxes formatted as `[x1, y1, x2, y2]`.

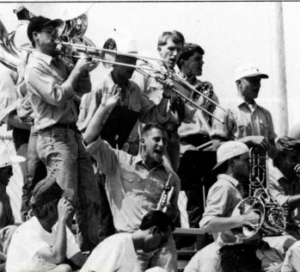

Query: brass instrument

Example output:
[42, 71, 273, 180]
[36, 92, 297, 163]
[156, 174, 174, 213]
[49, 41, 225, 123]
[231, 147, 286, 240]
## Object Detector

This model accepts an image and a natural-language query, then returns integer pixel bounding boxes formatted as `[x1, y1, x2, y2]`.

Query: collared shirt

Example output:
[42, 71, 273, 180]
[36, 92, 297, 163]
[77, 72, 169, 142]
[211, 97, 277, 141]
[268, 160, 300, 222]
[85, 136, 181, 232]
[199, 174, 243, 245]
[132, 64, 195, 127]
[176, 77, 219, 138]
[0, 65, 18, 129]
[25, 51, 91, 131]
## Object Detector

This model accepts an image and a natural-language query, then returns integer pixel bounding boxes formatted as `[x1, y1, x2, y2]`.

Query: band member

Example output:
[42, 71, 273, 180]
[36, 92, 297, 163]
[176, 43, 219, 152]
[211, 63, 277, 157]
[269, 136, 300, 240]
[6, 177, 87, 272]
[24, 16, 101, 251]
[80, 211, 174, 272]
[184, 141, 284, 272]
[132, 30, 196, 171]
[83, 88, 180, 272]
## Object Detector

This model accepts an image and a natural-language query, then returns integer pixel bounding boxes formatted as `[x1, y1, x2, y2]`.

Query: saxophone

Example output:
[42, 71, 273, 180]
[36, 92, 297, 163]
[232, 147, 286, 240]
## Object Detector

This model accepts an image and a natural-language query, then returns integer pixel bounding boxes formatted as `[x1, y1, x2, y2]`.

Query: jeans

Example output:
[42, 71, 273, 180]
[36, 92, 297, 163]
[37, 127, 102, 251]
[21, 126, 47, 221]
[134, 235, 178, 272]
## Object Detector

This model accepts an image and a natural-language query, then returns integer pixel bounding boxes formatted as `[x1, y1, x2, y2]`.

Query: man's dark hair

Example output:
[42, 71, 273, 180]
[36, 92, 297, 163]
[31, 198, 59, 219]
[157, 30, 185, 47]
[177, 43, 205, 70]
[139, 210, 175, 232]
[103, 38, 117, 50]
[274, 136, 300, 168]
[141, 123, 166, 138]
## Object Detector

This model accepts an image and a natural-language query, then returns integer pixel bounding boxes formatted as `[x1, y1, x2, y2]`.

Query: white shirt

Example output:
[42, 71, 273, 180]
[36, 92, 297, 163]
[6, 216, 80, 272]
[80, 233, 136, 272]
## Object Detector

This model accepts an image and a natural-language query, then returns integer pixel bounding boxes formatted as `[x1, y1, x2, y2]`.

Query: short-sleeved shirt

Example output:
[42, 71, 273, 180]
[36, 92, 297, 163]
[77, 72, 169, 142]
[199, 174, 243, 245]
[211, 98, 277, 141]
[85, 136, 181, 232]
[25, 51, 91, 131]
[6, 216, 80, 272]
[80, 233, 136, 272]
[268, 161, 300, 223]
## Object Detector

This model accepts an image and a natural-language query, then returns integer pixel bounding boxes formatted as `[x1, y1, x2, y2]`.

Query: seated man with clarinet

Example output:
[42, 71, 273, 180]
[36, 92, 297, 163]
[82, 87, 180, 272]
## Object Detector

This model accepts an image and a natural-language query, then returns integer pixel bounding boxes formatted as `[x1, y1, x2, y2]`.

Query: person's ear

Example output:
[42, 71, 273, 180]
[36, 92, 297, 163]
[140, 138, 145, 145]
[228, 158, 235, 168]
[151, 226, 159, 234]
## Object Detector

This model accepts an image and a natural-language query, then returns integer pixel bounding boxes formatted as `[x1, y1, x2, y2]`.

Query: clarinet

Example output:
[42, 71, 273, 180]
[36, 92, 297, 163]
[156, 174, 174, 213]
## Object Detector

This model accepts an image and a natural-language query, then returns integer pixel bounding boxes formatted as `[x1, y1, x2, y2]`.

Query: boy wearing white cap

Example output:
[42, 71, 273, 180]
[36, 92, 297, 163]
[184, 141, 285, 272]
[211, 63, 277, 158]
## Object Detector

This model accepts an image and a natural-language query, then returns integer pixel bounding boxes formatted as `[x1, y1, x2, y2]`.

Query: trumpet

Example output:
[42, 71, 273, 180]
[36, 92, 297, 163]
[53, 40, 225, 123]
[156, 174, 174, 213]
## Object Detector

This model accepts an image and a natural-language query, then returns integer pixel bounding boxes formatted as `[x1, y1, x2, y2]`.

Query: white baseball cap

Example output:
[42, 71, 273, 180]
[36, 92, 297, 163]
[213, 141, 249, 170]
[234, 63, 269, 81]
[0, 146, 25, 168]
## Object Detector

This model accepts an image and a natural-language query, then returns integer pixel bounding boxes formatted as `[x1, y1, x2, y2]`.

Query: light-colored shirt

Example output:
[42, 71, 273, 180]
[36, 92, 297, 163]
[132, 64, 195, 127]
[25, 51, 91, 131]
[77, 72, 169, 142]
[0, 65, 18, 128]
[199, 174, 243, 245]
[268, 161, 300, 222]
[80, 233, 136, 272]
[6, 216, 80, 272]
[85, 136, 181, 232]
[211, 98, 277, 141]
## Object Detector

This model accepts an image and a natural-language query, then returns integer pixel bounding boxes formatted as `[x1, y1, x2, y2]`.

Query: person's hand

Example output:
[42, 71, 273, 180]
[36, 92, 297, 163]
[251, 136, 271, 151]
[243, 210, 261, 230]
[180, 144, 197, 155]
[101, 85, 120, 109]
[57, 198, 74, 223]
[74, 54, 97, 74]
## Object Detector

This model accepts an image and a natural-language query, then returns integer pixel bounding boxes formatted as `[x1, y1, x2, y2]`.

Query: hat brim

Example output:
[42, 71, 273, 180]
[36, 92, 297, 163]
[212, 159, 227, 171]
[245, 73, 269, 79]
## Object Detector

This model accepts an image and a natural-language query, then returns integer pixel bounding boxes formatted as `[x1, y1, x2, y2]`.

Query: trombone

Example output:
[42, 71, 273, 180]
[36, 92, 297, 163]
[24, 40, 226, 123]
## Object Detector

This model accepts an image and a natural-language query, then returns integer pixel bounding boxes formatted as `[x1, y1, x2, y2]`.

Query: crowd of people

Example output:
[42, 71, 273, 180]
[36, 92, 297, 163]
[1, 5, 300, 272]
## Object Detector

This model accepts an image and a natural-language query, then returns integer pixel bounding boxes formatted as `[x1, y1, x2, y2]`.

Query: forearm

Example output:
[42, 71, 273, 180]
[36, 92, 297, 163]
[157, 96, 170, 117]
[83, 104, 110, 145]
[51, 219, 67, 263]
[61, 68, 81, 93]
[6, 112, 31, 130]
[202, 215, 245, 234]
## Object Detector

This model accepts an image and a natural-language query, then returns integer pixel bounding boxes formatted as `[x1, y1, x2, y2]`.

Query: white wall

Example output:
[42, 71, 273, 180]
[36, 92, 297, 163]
[1, 2, 300, 133]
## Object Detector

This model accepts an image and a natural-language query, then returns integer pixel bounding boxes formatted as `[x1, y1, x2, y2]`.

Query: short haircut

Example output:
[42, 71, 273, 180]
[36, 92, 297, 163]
[157, 30, 185, 47]
[139, 210, 175, 232]
[31, 198, 59, 219]
[274, 136, 300, 168]
[177, 43, 205, 70]
[103, 38, 117, 50]
[141, 123, 166, 138]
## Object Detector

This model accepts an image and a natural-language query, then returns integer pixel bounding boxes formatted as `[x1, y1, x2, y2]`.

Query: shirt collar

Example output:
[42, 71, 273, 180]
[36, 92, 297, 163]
[234, 96, 258, 111]
[217, 174, 240, 187]
[133, 153, 166, 170]
[32, 50, 53, 66]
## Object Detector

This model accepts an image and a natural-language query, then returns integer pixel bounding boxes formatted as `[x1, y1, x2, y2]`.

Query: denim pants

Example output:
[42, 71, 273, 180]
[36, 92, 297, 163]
[134, 235, 178, 272]
[21, 126, 47, 221]
[37, 127, 102, 251]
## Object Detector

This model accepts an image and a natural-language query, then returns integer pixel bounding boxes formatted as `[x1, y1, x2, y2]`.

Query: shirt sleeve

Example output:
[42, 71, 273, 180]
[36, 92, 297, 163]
[26, 63, 74, 107]
[199, 184, 231, 230]
[266, 111, 277, 141]
[84, 136, 119, 175]
[210, 107, 232, 139]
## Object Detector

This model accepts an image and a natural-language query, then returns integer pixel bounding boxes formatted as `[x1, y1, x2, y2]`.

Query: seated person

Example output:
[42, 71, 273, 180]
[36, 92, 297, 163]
[0, 146, 25, 272]
[80, 210, 174, 272]
[184, 141, 284, 272]
[269, 136, 300, 240]
[6, 177, 87, 272]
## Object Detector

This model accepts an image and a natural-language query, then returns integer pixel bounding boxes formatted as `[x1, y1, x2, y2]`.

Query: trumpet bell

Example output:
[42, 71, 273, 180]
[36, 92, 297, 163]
[231, 196, 265, 240]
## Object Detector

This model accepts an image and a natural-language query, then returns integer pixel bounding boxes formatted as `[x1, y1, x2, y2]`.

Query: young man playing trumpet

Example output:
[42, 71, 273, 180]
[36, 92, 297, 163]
[184, 141, 285, 272]
[83, 87, 180, 272]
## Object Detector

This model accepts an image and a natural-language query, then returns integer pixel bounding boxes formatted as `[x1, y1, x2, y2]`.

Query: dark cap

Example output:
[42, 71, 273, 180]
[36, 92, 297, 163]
[27, 16, 63, 44]
[30, 177, 73, 206]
